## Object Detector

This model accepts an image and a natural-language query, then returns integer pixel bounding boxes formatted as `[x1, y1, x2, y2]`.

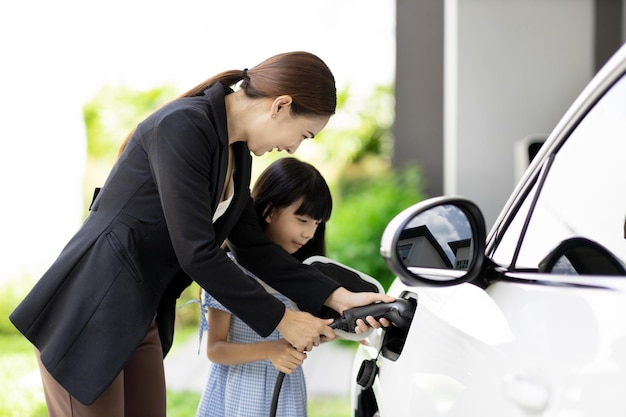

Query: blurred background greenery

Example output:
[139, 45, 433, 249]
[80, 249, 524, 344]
[0, 82, 425, 416]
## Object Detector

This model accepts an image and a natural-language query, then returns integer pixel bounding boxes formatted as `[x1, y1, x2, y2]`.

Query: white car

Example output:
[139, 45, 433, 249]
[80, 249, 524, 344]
[349, 42, 626, 417]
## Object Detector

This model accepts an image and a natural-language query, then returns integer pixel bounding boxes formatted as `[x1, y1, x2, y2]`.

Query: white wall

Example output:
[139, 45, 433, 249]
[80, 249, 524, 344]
[444, 0, 594, 228]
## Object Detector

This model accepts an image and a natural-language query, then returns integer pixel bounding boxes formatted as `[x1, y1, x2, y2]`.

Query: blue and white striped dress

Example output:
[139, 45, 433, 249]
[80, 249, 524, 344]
[195, 259, 307, 417]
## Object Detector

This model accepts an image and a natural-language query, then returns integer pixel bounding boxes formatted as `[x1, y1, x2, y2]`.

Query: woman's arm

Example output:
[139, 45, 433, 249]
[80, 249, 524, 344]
[206, 308, 307, 374]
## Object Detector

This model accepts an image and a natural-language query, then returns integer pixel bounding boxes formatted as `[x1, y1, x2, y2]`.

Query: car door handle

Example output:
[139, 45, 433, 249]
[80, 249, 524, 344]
[503, 374, 550, 413]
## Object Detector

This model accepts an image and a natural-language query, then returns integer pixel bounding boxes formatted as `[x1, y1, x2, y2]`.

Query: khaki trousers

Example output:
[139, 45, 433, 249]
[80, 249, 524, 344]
[35, 318, 166, 417]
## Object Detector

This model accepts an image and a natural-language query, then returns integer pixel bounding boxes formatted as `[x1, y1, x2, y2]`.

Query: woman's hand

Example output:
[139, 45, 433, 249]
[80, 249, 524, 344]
[325, 287, 395, 333]
[266, 338, 307, 374]
[277, 309, 335, 352]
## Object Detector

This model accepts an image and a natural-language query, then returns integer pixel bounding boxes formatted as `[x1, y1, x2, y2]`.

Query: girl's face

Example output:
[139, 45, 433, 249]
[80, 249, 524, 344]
[246, 97, 330, 157]
[264, 197, 321, 254]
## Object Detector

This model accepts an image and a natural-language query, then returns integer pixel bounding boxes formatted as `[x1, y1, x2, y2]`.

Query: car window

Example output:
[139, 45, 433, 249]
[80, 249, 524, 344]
[493, 74, 626, 272]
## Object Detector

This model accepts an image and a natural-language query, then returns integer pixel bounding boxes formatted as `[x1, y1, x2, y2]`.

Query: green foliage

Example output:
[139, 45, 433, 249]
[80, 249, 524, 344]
[175, 282, 202, 328]
[166, 390, 201, 417]
[309, 396, 352, 417]
[327, 165, 425, 290]
[347, 84, 395, 163]
[313, 84, 395, 167]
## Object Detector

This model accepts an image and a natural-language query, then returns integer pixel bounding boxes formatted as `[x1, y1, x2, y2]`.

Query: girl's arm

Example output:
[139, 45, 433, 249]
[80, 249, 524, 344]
[206, 307, 307, 374]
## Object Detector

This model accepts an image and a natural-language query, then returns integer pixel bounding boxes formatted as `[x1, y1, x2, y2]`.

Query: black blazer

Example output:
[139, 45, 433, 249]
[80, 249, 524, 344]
[10, 83, 339, 405]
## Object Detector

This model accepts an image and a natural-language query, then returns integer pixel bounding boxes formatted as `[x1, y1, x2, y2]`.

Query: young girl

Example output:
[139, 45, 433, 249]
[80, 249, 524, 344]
[196, 157, 332, 417]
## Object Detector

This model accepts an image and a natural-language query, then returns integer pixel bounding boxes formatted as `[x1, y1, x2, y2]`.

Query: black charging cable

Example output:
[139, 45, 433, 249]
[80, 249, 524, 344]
[269, 300, 414, 417]
[269, 371, 286, 417]
[269, 320, 341, 417]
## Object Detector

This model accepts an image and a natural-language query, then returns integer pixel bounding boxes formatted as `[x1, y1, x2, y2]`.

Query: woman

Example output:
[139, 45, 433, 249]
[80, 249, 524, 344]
[10, 51, 392, 417]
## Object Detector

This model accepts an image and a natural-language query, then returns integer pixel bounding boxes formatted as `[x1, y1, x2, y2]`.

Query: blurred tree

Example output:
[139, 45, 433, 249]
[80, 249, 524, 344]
[300, 84, 395, 179]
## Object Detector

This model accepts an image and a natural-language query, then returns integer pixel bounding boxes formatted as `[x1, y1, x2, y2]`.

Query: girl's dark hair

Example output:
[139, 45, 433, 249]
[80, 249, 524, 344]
[119, 51, 336, 155]
[252, 157, 333, 262]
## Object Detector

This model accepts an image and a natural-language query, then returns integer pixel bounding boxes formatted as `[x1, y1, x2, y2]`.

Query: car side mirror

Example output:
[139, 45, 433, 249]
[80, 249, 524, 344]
[381, 197, 487, 286]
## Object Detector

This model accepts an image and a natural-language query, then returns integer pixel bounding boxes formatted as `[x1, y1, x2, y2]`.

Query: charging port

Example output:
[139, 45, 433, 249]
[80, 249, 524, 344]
[381, 291, 418, 361]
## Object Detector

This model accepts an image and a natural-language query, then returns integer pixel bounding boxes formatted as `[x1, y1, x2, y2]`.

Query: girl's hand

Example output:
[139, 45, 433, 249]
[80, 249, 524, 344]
[266, 338, 307, 374]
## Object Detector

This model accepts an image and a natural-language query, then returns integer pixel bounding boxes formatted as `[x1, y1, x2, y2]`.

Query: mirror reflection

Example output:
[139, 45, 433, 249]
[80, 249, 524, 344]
[397, 204, 473, 271]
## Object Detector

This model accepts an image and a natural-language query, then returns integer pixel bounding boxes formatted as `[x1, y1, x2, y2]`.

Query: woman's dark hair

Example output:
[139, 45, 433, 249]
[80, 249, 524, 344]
[119, 51, 336, 155]
[252, 157, 333, 262]
[182, 51, 336, 117]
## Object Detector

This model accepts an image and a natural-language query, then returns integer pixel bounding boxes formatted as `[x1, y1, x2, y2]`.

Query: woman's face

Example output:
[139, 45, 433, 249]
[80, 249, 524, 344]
[264, 198, 321, 254]
[247, 98, 330, 156]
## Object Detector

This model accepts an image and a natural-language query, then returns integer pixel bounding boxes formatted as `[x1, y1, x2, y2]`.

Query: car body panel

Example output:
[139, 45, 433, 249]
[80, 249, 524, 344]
[368, 279, 626, 416]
